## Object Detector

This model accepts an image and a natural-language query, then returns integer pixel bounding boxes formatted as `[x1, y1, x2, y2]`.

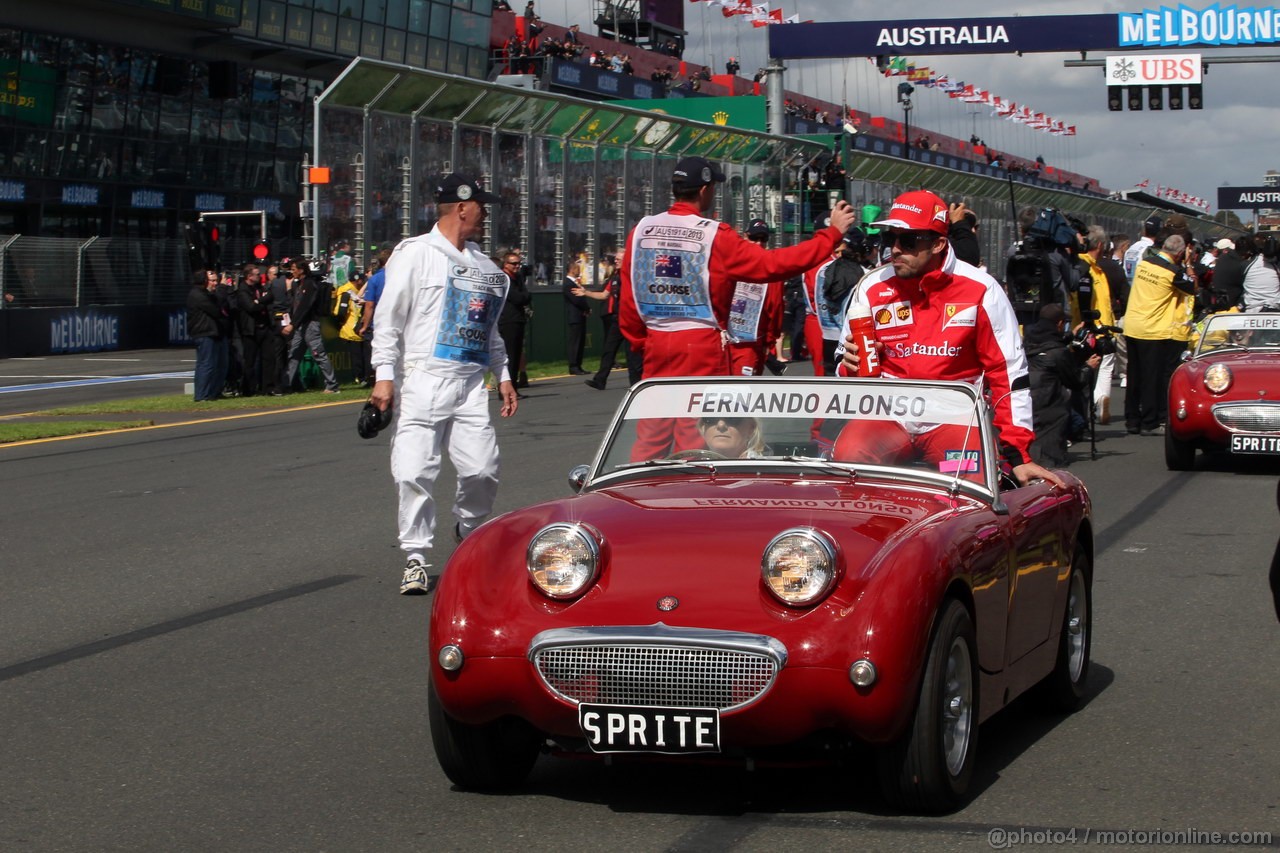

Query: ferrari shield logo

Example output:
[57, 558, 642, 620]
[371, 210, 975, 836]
[943, 303, 978, 329]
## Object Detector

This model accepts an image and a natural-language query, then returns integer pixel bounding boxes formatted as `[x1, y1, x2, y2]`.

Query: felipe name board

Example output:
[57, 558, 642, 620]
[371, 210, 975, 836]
[1105, 53, 1202, 85]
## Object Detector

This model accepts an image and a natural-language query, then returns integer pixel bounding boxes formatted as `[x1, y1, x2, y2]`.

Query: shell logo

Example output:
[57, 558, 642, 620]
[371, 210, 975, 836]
[875, 308, 893, 325]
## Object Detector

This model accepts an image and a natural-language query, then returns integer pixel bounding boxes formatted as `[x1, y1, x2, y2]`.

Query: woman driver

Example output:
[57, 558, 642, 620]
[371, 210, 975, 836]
[697, 416, 767, 458]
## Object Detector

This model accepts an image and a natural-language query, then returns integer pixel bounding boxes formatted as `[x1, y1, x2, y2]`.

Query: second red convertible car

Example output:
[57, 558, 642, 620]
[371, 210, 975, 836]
[428, 377, 1093, 813]
[1167, 311, 1280, 469]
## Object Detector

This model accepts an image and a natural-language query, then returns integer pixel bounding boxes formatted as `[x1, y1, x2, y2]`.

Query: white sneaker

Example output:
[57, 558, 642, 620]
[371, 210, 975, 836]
[400, 559, 429, 595]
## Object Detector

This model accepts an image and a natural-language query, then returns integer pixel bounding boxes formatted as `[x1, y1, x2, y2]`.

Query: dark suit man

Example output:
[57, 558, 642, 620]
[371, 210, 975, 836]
[563, 260, 590, 374]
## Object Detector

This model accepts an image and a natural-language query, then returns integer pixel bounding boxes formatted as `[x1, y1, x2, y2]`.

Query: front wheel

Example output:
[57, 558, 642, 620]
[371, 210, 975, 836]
[1164, 428, 1195, 470]
[428, 678, 541, 791]
[877, 599, 979, 814]
[1036, 544, 1093, 711]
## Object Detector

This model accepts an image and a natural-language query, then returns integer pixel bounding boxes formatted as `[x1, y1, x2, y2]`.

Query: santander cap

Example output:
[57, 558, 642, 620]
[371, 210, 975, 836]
[873, 190, 949, 235]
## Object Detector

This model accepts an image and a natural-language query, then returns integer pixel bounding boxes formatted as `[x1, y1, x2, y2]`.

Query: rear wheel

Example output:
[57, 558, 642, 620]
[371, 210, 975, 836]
[1164, 428, 1195, 470]
[1036, 544, 1093, 711]
[877, 599, 979, 814]
[428, 678, 541, 791]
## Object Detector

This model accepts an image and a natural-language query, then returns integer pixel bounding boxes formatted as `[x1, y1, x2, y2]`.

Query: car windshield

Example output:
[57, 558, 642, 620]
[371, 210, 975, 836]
[593, 377, 996, 492]
[1197, 312, 1280, 355]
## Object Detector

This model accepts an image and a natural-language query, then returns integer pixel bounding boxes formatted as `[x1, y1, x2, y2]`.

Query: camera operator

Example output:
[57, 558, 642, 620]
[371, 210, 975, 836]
[284, 257, 341, 394]
[1024, 303, 1101, 467]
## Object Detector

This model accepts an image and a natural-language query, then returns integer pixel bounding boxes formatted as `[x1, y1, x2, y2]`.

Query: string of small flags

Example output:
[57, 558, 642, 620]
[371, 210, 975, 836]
[880, 56, 1076, 137]
[1133, 179, 1209, 211]
[688, 0, 807, 27]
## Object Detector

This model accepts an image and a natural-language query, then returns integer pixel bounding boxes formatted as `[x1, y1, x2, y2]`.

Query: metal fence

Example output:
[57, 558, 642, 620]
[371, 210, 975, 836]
[0, 236, 310, 308]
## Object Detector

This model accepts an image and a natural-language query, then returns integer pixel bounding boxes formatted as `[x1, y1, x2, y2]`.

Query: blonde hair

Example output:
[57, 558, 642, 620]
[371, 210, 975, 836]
[698, 417, 767, 457]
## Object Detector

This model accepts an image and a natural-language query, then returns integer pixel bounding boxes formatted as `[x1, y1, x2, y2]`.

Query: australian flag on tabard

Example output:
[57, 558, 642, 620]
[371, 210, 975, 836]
[730, 295, 747, 316]
[654, 253, 682, 279]
[466, 294, 488, 323]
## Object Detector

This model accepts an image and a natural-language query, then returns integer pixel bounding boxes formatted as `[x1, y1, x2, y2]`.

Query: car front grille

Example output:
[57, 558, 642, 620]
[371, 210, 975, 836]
[1213, 402, 1280, 432]
[529, 626, 785, 712]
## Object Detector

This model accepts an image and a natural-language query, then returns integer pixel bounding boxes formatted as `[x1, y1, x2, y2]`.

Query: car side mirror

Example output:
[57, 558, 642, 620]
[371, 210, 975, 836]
[568, 464, 590, 494]
[1180, 349, 1192, 362]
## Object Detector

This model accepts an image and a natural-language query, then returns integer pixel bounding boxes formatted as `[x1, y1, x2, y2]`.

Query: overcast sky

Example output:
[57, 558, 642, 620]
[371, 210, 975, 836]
[547, 0, 1280, 213]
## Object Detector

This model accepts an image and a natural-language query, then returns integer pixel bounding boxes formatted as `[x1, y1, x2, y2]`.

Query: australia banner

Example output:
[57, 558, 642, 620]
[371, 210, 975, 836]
[1218, 186, 1280, 210]
[770, 7, 1280, 58]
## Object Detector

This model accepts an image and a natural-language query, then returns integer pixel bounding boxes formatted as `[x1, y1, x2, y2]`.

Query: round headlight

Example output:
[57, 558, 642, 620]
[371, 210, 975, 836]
[1204, 363, 1233, 394]
[761, 528, 839, 606]
[527, 523, 601, 600]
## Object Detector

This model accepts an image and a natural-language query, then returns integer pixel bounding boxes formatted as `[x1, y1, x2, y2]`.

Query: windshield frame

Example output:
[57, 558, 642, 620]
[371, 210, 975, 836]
[583, 377, 1000, 503]
[1195, 312, 1280, 357]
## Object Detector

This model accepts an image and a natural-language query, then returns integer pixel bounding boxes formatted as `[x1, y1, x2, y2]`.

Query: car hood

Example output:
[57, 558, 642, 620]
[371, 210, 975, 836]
[441, 474, 974, 643]
[1187, 350, 1280, 384]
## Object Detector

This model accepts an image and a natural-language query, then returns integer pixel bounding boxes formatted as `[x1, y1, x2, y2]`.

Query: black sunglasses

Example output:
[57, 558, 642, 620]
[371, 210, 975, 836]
[884, 231, 940, 251]
[699, 417, 750, 428]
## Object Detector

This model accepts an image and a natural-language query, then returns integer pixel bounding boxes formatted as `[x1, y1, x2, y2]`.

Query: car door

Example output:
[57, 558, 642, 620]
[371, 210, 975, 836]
[1000, 483, 1072, 666]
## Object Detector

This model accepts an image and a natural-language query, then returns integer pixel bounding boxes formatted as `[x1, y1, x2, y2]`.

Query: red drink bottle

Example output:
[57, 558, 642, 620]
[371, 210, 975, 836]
[846, 302, 881, 377]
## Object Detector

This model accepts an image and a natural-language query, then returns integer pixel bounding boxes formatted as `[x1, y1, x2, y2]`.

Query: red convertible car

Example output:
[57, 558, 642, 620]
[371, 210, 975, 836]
[1167, 312, 1280, 470]
[428, 377, 1093, 813]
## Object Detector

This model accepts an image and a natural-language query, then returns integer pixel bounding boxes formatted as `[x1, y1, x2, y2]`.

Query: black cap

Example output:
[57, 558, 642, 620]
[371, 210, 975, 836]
[1144, 215, 1163, 233]
[435, 172, 501, 204]
[671, 157, 726, 191]
[745, 218, 771, 238]
[357, 401, 395, 439]
[842, 226, 866, 248]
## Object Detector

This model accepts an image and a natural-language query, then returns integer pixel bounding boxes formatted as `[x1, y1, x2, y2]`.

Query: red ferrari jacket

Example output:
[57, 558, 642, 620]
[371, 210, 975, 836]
[836, 245, 1036, 466]
[620, 201, 841, 356]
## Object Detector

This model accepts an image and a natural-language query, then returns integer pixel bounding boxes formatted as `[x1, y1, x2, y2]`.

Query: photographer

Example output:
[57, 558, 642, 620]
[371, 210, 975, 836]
[1077, 225, 1119, 423]
[1202, 236, 1245, 316]
[1024, 304, 1100, 467]
[284, 258, 341, 394]
[1124, 234, 1197, 435]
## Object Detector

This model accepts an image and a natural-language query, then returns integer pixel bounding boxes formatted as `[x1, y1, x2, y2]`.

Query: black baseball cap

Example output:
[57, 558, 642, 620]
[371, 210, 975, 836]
[745, 218, 771, 238]
[435, 172, 501, 204]
[1144, 215, 1163, 233]
[671, 157, 726, 191]
[842, 226, 866, 248]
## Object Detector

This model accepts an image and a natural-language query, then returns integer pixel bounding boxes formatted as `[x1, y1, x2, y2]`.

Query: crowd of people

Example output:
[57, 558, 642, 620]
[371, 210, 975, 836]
[184, 240, 396, 402]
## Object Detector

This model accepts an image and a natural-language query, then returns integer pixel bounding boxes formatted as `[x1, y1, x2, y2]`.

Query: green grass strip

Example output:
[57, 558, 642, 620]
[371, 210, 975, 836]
[0, 421, 153, 443]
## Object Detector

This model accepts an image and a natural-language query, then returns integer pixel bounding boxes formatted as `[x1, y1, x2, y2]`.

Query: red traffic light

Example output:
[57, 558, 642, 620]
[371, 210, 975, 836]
[251, 241, 271, 261]
[209, 224, 220, 243]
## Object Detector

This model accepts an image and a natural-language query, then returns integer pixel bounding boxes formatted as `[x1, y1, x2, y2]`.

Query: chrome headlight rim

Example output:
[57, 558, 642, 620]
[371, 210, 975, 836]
[526, 522, 603, 600]
[760, 526, 841, 608]
[1204, 363, 1233, 394]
